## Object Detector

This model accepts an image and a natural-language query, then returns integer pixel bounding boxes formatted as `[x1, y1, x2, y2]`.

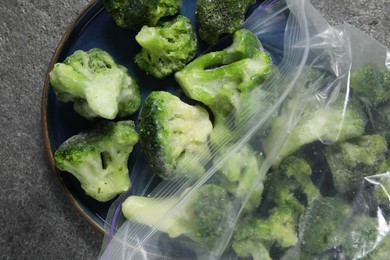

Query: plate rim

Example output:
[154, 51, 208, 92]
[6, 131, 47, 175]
[41, 0, 105, 234]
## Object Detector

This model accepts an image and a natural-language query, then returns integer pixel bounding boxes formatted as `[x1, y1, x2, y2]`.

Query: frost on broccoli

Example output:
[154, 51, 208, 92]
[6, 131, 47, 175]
[103, 0, 182, 31]
[49, 48, 141, 120]
[138, 91, 212, 179]
[135, 15, 197, 79]
[175, 29, 273, 145]
[263, 96, 368, 168]
[122, 184, 233, 250]
[298, 197, 379, 259]
[298, 197, 352, 256]
[54, 120, 139, 202]
[212, 144, 266, 212]
[196, 0, 256, 44]
[325, 134, 388, 197]
[351, 63, 390, 107]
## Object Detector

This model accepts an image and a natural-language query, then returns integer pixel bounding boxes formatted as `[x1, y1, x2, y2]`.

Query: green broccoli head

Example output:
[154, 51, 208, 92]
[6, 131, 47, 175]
[299, 197, 352, 255]
[232, 204, 301, 259]
[103, 0, 182, 30]
[135, 15, 197, 79]
[265, 156, 320, 211]
[351, 64, 390, 107]
[263, 97, 368, 168]
[176, 29, 272, 118]
[325, 134, 388, 197]
[196, 0, 256, 44]
[138, 91, 212, 179]
[232, 216, 272, 260]
[54, 120, 139, 202]
[122, 184, 233, 250]
[341, 215, 378, 259]
[175, 29, 273, 146]
[212, 144, 265, 212]
[49, 48, 141, 120]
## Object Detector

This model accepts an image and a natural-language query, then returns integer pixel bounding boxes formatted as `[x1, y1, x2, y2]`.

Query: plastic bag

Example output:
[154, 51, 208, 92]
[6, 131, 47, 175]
[99, 0, 390, 259]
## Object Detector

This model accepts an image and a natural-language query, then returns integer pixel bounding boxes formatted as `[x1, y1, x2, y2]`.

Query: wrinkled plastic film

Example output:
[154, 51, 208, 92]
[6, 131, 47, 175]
[100, 0, 390, 259]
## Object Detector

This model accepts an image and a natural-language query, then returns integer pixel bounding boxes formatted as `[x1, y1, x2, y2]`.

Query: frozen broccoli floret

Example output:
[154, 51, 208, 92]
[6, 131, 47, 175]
[49, 48, 140, 120]
[54, 121, 138, 202]
[265, 156, 320, 211]
[122, 184, 233, 250]
[135, 15, 197, 79]
[196, 0, 256, 44]
[351, 64, 390, 106]
[138, 91, 212, 179]
[103, 0, 182, 31]
[212, 144, 266, 212]
[299, 197, 352, 255]
[263, 97, 368, 168]
[233, 157, 320, 254]
[325, 134, 388, 197]
[232, 204, 300, 259]
[260, 157, 320, 247]
[175, 29, 273, 145]
[341, 215, 378, 259]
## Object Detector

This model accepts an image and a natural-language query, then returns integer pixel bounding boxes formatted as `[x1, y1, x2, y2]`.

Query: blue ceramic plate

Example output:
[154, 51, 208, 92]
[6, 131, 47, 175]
[42, 0, 284, 233]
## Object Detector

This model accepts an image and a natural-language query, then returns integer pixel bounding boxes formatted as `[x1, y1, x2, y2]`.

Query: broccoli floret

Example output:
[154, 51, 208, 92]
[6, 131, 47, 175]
[341, 215, 378, 259]
[265, 157, 321, 211]
[49, 48, 140, 120]
[299, 197, 352, 255]
[175, 29, 273, 145]
[231, 157, 320, 256]
[103, 0, 182, 31]
[135, 15, 197, 79]
[231, 216, 273, 260]
[325, 134, 388, 197]
[212, 144, 266, 212]
[351, 64, 390, 107]
[122, 184, 233, 250]
[54, 120, 139, 202]
[196, 0, 256, 44]
[138, 91, 212, 179]
[232, 204, 301, 259]
[263, 97, 368, 168]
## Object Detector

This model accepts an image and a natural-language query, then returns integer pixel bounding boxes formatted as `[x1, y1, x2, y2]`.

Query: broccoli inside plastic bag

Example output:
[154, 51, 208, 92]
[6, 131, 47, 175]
[99, 0, 390, 259]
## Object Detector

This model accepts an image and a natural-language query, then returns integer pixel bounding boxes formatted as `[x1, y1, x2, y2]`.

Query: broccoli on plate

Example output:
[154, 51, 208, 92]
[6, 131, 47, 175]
[175, 28, 273, 145]
[49, 48, 141, 120]
[103, 0, 182, 31]
[138, 91, 213, 179]
[54, 120, 139, 202]
[196, 0, 256, 44]
[122, 184, 233, 250]
[135, 15, 197, 79]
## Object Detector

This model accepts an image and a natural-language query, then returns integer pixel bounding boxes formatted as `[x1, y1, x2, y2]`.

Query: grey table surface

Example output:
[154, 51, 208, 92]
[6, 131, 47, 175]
[0, 0, 389, 259]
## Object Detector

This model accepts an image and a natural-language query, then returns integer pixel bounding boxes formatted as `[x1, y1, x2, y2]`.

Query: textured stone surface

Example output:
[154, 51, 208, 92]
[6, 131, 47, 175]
[0, 0, 388, 259]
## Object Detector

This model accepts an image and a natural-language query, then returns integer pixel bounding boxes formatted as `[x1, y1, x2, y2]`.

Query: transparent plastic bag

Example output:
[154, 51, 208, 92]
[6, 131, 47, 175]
[99, 0, 390, 259]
